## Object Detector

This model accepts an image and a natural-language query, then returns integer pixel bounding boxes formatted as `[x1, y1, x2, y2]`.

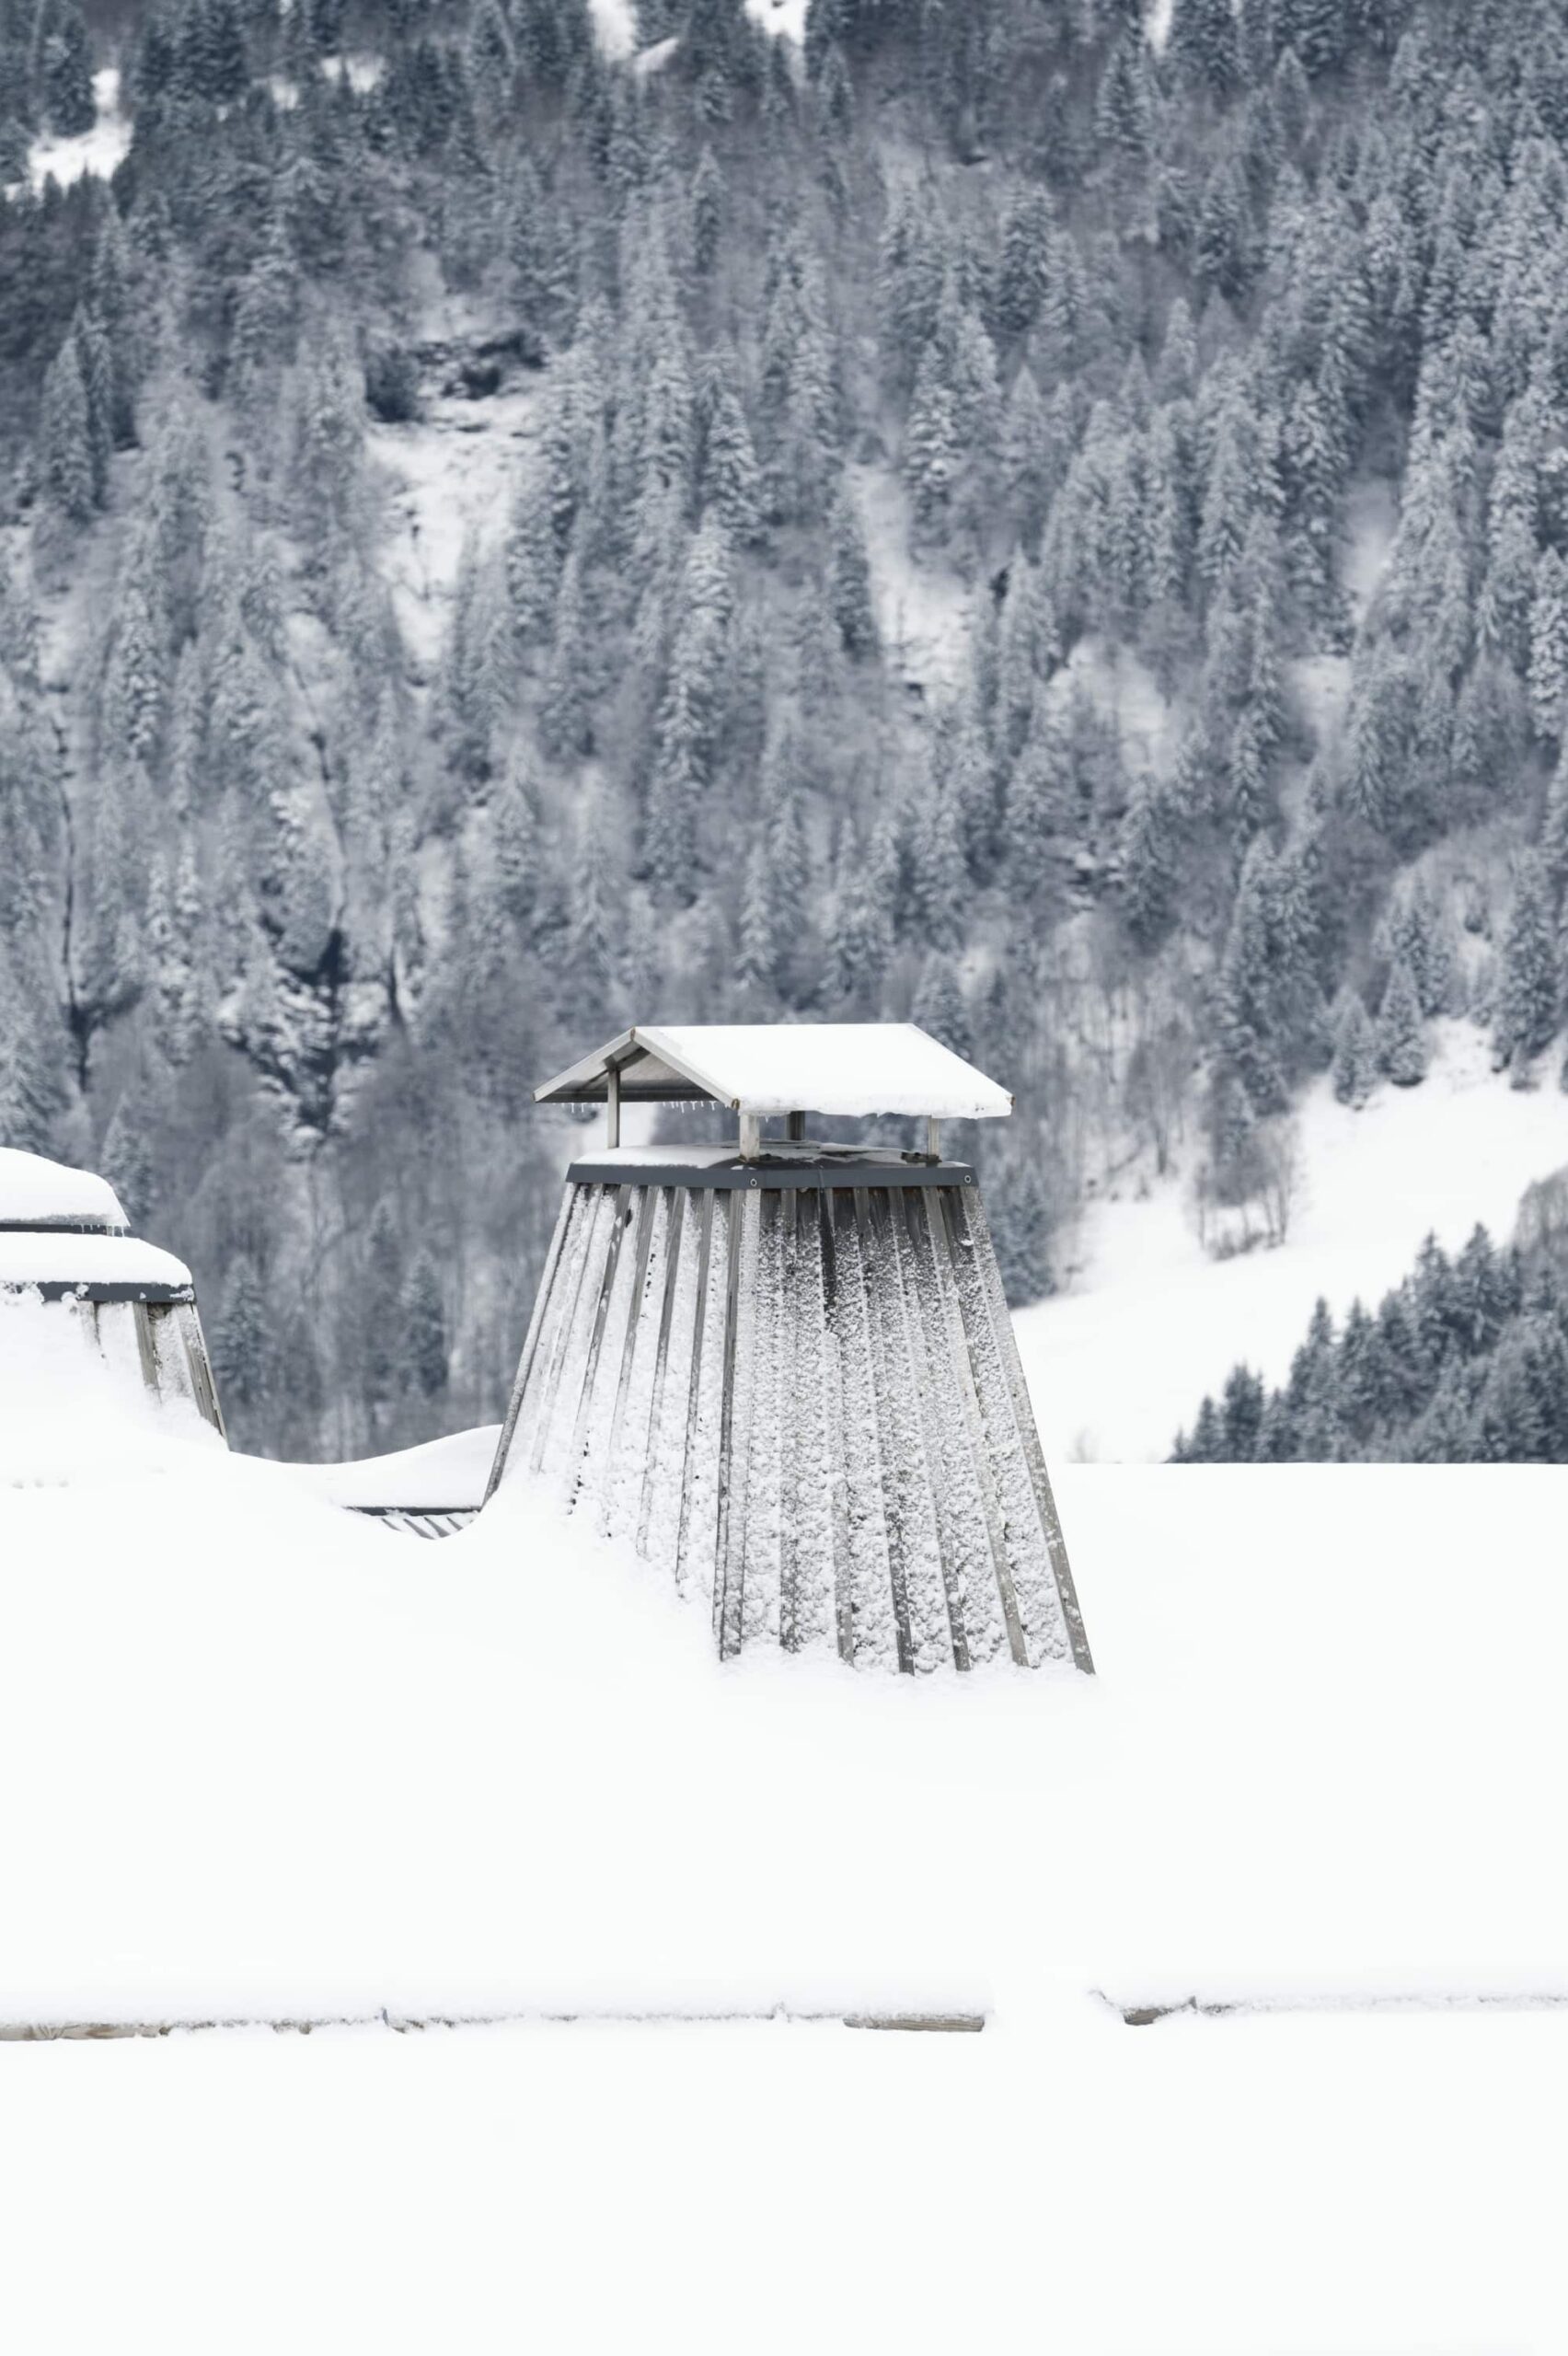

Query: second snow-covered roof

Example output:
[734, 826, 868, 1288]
[534, 1024, 1013, 1121]
[0, 1148, 128, 1233]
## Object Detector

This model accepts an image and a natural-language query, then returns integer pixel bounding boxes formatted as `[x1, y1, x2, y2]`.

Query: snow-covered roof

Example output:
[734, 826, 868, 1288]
[0, 1148, 128, 1234]
[0, 1231, 194, 1298]
[535, 1025, 1013, 1121]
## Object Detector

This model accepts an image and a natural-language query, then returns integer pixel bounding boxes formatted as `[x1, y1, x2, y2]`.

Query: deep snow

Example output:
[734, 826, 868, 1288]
[6, 1415, 1568, 2015]
[6, 1264, 1568, 2346]
[1017, 1019, 1568, 1461]
[5, 1439, 1568, 2349]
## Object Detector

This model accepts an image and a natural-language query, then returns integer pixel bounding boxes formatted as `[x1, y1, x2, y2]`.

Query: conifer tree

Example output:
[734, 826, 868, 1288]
[505, 465, 562, 646]
[1005, 685, 1069, 902]
[73, 308, 112, 510]
[0, 939, 63, 1153]
[1332, 989, 1378, 1105]
[1528, 548, 1568, 741]
[40, 336, 94, 524]
[1378, 957, 1428, 1086]
[825, 481, 875, 655]
[698, 364, 763, 546]
[912, 951, 974, 1062]
[736, 826, 777, 1003]
[402, 1254, 448, 1402]
[689, 145, 723, 277]
[994, 185, 1053, 337]
[904, 338, 961, 537]
[41, 2, 95, 133]
[829, 819, 894, 1011]
[101, 527, 168, 768]
[231, 214, 301, 398]
[1495, 854, 1559, 1071]
[362, 1201, 406, 1440]
[212, 1257, 271, 1424]
[1171, 0, 1241, 97]
[537, 546, 596, 759]
[1119, 776, 1178, 951]
[906, 769, 966, 953]
[490, 751, 542, 939]
[1094, 33, 1153, 156]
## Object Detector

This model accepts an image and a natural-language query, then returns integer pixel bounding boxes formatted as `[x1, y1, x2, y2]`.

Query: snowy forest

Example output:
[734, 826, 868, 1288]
[6, 0, 1568, 1460]
[1172, 1168, 1568, 1459]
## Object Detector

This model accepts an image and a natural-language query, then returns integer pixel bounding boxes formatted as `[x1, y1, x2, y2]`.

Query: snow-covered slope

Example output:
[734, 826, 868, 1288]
[367, 379, 540, 665]
[1016, 1022, 1568, 1461]
[25, 68, 130, 190]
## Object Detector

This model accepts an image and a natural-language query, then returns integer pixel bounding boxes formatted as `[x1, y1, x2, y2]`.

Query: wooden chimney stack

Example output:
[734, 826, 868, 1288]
[487, 1025, 1091, 1675]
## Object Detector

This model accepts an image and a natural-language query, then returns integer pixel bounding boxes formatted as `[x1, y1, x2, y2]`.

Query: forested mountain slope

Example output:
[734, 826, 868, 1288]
[4, 0, 1568, 1458]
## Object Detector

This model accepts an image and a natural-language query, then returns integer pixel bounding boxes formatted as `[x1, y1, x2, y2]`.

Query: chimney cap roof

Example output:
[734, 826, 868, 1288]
[534, 1023, 1013, 1122]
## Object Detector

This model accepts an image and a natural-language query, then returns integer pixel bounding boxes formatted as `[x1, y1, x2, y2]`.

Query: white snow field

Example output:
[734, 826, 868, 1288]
[366, 375, 540, 665]
[1018, 1019, 1568, 1462]
[5, 1295, 1568, 2350]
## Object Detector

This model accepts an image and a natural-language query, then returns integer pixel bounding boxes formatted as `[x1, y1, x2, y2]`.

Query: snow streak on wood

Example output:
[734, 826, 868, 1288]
[490, 1175, 1092, 1674]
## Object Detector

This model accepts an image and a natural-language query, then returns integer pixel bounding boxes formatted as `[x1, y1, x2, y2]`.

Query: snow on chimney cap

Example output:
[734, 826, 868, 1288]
[534, 1023, 1014, 1122]
[0, 1147, 129, 1235]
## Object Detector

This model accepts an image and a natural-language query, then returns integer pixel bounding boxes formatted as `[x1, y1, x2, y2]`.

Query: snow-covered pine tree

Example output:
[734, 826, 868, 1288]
[1495, 853, 1559, 1072]
[698, 351, 764, 546]
[825, 480, 875, 655]
[402, 1253, 448, 1402]
[1332, 989, 1378, 1105]
[1378, 957, 1429, 1086]
[41, 0, 95, 133]
[911, 950, 974, 1061]
[40, 334, 94, 524]
[1528, 548, 1568, 742]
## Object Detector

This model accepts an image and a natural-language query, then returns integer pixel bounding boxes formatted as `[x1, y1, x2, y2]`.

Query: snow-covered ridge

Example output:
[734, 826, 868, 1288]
[1016, 1022, 1568, 1463]
[288, 1424, 498, 1510]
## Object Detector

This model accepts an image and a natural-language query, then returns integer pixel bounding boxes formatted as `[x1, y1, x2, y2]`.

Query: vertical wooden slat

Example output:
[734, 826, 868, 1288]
[528, 1185, 604, 1475]
[673, 1186, 717, 1596]
[177, 1303, 227, 1438]
[851, 1187, 913, 1674]
[949, 1186, 1094, 1673]
[600, 1184, 660, 1534]
[778, 1187, 801, 1650]
[897, 1187, 995, 1663]
[886, 1191, 968, 1668]
[866, 1196, 951, 1677]
[635, 1188, 685, 1558]
[816, 1186, 856, 1664]
[713, 1184, 755, 1658]
[563, 1184, 635, 1507]
[485, 1184, 575, 1501]
[131, 1300, 159, 1398]
[925, 1188, 1030, 1667]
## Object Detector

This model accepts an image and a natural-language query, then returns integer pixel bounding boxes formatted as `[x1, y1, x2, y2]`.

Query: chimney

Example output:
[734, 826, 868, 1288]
[488, 1025, 1091, 1675]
